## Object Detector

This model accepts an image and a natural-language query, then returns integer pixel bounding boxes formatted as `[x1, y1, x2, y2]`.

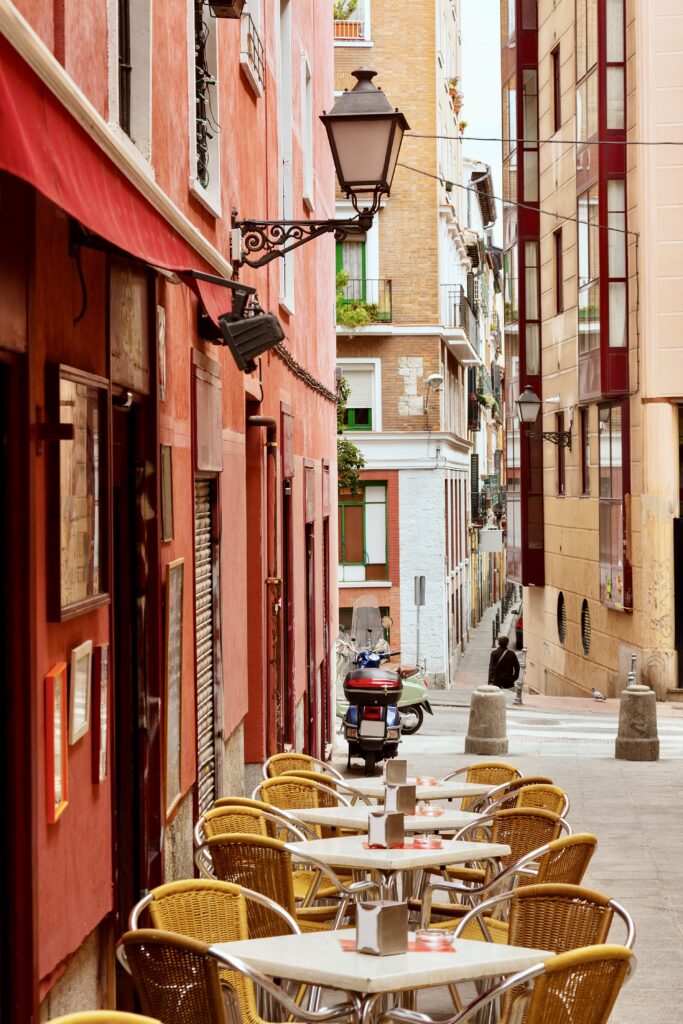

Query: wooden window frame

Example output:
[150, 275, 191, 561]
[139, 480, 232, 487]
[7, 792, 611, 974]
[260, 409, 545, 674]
[551, 45, 561, 132]
[580, 407, 590, 494]
[554, 228, 564, 314]
[338, 483, 388, 578]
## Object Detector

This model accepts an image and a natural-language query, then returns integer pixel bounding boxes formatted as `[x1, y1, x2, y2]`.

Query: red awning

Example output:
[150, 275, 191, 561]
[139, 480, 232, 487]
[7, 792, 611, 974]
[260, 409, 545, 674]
[0, 33, 232, 322]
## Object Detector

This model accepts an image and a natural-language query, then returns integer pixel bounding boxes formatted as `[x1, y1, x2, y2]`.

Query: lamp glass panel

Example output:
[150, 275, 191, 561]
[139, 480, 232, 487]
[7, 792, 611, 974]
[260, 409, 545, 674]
[384, 123, 405, 190]
[330, 120, 393, 189]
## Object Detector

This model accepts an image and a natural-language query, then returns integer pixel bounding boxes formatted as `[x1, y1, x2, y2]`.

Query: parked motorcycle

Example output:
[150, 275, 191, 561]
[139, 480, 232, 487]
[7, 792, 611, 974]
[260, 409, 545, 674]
[336, 597, 404, 774]
[336, 663, 433, 736]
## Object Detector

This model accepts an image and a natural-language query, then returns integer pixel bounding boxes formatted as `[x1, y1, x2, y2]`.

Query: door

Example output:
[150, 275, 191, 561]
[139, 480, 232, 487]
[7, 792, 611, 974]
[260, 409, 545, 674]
[305, 523, 317, 756]
[194, 476, 222, 813]
[321, 518, 331, 757]
[282, 481, 295, 746]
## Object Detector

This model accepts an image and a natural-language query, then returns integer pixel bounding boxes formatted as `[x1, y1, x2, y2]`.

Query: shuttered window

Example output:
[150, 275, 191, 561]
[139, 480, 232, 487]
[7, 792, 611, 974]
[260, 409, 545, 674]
[339, 363, 375, 430]
[470, 454, 480, 523]
[194, 478, 220, 814]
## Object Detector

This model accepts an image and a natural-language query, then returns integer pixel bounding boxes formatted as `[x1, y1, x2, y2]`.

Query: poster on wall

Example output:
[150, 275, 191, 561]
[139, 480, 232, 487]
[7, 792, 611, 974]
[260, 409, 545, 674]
[164, 558, 184, 816]
[69, 639, 93, 744]
[45, 663, 69, 823]
[91, 644, 109, 783]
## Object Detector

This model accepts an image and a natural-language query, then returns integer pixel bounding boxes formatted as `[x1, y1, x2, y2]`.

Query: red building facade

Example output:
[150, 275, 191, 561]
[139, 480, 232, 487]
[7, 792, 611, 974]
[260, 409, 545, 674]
[1, 1, 337, 1017]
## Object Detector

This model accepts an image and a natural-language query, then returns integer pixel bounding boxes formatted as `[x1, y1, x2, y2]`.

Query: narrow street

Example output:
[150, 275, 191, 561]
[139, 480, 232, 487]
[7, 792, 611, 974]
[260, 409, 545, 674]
[334, 611, 683, 1024]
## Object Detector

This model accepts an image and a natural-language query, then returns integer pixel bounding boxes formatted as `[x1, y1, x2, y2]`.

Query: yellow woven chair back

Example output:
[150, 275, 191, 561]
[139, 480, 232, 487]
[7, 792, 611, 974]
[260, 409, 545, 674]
[48, 1015, 162, 1024]
[141, 878, 261, 1024]
[258, 776, 325, 837]
[205, 833, 297, 936]
[536, 833, 597, 885]
[495, 776, 555, 810]
[462, 761, 521, 810]
[522, 945, 632, 1024]
[202, 805, 269, 840]
[490, 808, 563, 883]
[508, 883, 614, 954]
[515, 784, 568, 816]
[282, 769, 338, 793]
[119, 930, 229, 1024]
[265, 752, 316, 777]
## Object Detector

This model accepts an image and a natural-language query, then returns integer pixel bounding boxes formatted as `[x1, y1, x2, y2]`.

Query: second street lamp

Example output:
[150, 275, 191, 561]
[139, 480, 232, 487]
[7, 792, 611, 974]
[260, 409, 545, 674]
[516, 386, 573, 449]
[232, 68, 409, 270]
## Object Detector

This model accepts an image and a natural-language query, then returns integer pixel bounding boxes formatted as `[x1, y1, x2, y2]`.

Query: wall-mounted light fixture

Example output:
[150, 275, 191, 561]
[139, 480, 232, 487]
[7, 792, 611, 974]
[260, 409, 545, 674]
[516, 386, 573, 449]
[423, 372, 444, 413]
[232, 69, 409, 271]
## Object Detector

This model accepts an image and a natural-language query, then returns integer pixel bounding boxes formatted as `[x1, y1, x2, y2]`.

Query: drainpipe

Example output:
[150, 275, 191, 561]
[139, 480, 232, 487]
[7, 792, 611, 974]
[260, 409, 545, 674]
[246, 416, 281, 752]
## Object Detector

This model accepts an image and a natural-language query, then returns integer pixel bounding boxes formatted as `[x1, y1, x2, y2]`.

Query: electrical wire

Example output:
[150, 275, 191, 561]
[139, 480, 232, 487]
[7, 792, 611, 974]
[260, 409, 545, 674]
[407, 132, 683, 147]
[396, 161, 639, 239]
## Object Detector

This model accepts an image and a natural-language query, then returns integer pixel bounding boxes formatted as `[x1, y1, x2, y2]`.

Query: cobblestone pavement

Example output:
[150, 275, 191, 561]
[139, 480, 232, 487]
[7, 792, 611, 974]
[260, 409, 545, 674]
[333, 603, 683, 1024]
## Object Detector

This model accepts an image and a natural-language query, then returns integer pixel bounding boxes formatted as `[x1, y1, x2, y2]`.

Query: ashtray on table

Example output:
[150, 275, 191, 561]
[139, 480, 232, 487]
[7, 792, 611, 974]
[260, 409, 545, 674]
[416, 776, 439, 786]
[416, 802, 444, 817]
[414, 929, 455, 951]
[412, 834, 443, 849]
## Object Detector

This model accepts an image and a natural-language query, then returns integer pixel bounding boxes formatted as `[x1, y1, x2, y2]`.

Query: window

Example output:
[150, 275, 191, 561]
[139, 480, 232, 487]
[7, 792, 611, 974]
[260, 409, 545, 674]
[557, 592, 567, 644]
[606, 0, 625, 129]
[336, 240, 366, 299]
[599, 403, 630, 608]
[279, 0, 294, 309]
[581, 599, 591, 654]
[576, 0, 598, 144]
[551, 46, 561, 133]
[109, 0, 152, 157]
[240, 1, 265, 97]
[607, 179, 627, 347]
[522, 69, 538, 202]
[190, 0, 221, 214]
[557, 413, 566, 495]
[338, 484, 387, 582]
[338, 362, 378, 431]
[503, 244, 518, 324]
[524, 240, 540, 375]
[578, 185, 600, 354]
[334, 0, 370, 42]
[554, 229, 564, 314]
[301, 54, 314, 209]
[580, 407, 590, 494]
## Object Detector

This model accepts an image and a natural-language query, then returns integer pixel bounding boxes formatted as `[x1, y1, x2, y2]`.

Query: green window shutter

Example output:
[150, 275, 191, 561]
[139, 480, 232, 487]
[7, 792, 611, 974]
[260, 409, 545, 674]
[336, 242, 344, 274]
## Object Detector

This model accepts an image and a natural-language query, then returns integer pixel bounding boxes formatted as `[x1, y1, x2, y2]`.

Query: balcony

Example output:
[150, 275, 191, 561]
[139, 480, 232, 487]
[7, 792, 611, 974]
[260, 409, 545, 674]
[334, 0, 368, 41]
[334, 18, 366, 40]
[440, 284, 481, 362]
[337, 279, 392, 328]
[240, 13, 264, 97]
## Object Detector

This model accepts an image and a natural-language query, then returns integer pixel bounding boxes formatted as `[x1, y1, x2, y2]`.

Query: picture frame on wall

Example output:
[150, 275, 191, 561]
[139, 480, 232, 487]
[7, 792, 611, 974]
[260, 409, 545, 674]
[45, 663, 69, 823]
[164, 558, 184, 816]
[69, 639, 93, 744]
[160, 443, 174, 542]
[91, 644, 109, 783]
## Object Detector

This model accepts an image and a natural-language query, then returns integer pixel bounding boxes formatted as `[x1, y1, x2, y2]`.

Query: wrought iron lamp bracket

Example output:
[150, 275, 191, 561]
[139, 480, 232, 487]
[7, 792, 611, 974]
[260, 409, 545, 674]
[527, 406, 574, 450]
[232, 191, 382, 270]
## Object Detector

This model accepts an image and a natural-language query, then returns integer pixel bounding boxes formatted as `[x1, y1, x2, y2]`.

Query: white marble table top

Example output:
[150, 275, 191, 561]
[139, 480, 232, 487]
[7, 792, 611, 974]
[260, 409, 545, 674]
[211, 928, 553, 993]
[347, 777, 492, 802]
[286, 834, 510, 872]
[293, 804, 481, 833]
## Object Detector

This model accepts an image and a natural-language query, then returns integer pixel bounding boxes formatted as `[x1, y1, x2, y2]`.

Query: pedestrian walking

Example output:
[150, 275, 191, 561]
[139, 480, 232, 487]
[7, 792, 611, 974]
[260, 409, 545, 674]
[488, 634, 520, 690]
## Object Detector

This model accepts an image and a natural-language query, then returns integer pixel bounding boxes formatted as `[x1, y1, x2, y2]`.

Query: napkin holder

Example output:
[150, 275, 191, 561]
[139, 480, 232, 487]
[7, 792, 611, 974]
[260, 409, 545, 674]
[384, 783, 417, 815]
[356, 900, 409, 956]
[367, 810, 405, 848]
[385, 759, 408, 785]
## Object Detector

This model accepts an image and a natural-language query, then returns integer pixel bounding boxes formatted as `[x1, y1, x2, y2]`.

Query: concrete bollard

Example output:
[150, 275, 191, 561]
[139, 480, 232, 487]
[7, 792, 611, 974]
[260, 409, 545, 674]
[465, 685, 509, 755]
[615, 668, 659, 762]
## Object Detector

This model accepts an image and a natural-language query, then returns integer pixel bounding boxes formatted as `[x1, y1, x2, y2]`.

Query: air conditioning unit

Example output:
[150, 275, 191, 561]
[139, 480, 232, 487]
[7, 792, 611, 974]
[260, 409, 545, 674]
[208, 0, 245, 18]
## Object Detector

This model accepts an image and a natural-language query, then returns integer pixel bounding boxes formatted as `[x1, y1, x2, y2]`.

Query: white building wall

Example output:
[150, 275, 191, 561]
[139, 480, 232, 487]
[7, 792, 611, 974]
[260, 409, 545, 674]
[398, 468, 448, 687]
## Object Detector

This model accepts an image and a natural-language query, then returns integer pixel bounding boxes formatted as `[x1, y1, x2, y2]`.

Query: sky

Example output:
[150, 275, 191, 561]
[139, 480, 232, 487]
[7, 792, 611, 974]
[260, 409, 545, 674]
[461, 0, 503, 246]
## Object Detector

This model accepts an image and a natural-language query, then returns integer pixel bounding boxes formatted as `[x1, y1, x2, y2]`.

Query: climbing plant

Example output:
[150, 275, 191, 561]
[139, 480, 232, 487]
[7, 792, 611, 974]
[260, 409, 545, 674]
[337, 375, 365, 494]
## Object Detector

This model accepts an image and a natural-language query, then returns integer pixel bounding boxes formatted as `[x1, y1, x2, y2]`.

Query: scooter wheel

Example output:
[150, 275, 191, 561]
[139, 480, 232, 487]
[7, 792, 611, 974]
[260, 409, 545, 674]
[363, 752, 377, 775]
[400, 705, 424, 736]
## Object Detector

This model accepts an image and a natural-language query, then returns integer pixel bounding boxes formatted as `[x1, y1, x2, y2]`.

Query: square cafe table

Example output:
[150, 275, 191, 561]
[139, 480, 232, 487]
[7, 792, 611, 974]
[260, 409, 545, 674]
[293, 804, 481, 834]
[286, 835, 510, 899]
[347, 777, 492, 803]
[211, 928, 553, 1020]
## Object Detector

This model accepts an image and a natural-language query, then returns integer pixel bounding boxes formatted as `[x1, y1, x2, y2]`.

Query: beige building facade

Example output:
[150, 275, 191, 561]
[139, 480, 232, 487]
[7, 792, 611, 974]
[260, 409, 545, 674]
[335, 0, 505, 686]
[501, 0, 683, 699]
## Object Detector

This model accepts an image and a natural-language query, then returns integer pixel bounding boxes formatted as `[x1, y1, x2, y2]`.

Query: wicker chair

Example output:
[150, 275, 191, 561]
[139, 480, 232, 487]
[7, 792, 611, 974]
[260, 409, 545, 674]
[128, 878, 304, 1024]
[197, 833, 378, 933]
[281, 771, 370, 807]
[263, 753, 344, 782]
[486, 783, 570, 818]
[378, 945, 634, 1024]
[453, 882, 635, 952]
[118, 929, 359, 1024]
[440, 762, 522, 811]
[471, 775, 555, 813]
[535, 833, 597, 884]
[48, 1015, 161, 1024]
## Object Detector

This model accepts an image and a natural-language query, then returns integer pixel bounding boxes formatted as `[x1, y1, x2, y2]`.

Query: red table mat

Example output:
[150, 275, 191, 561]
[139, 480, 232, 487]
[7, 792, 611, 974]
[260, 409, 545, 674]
[339, 938, 457, 954]
[362, 841, 444, 850]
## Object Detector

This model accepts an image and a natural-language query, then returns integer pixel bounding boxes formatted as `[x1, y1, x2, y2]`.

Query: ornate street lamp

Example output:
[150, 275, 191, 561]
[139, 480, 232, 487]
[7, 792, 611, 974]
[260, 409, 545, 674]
[232, 68, 409, 270]
[516, 386, 573, 449]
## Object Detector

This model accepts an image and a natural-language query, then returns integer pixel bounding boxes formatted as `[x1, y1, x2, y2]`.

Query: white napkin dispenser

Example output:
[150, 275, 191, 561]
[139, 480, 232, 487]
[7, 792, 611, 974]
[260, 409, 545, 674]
[384, 783, 417, 814]
[385, 759, 408, 785]
[367, 810, 405, 848]
[356, 900, 409, 956]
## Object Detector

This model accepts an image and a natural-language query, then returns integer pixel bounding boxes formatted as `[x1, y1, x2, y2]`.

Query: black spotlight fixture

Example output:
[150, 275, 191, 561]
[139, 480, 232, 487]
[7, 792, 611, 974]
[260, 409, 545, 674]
[218, 310, 285, 373]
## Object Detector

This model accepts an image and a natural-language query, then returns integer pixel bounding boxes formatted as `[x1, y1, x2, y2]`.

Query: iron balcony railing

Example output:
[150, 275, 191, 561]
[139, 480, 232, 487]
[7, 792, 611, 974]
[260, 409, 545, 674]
[337, 279, 392, 324]
[440, 284, 481, 354]
[334, 18, 366, 41]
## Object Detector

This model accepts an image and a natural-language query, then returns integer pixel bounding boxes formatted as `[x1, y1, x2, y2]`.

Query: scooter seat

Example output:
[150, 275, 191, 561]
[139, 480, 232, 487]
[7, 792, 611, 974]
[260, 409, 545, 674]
[398, 666, 419, 678]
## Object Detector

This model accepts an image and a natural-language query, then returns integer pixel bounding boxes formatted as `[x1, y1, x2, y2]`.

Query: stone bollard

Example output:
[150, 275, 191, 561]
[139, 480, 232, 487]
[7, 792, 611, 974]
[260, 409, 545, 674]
[615, 667, 659, 762]
[465, 685, 509, 755]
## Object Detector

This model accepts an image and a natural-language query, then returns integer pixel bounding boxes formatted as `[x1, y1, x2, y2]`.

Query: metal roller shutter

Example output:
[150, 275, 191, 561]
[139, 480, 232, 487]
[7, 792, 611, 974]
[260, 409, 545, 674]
[194, 478, 216, 814]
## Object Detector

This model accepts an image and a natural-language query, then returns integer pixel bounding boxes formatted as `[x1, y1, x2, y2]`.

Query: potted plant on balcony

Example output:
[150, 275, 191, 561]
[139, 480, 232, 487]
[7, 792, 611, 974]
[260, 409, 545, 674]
[335, 271, 379, 328]
[334, 0, 361, 38]
[458, 119, 468, 135]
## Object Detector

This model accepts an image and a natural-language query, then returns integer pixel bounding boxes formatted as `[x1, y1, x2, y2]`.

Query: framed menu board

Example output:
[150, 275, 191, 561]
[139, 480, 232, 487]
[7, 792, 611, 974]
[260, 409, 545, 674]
[164, 558, 184, 816]
[45, 663, 69, 823]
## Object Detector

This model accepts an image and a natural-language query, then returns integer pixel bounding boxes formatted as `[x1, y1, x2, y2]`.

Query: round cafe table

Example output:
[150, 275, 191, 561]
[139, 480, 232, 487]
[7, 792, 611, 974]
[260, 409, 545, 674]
[292, 803, 481, 834]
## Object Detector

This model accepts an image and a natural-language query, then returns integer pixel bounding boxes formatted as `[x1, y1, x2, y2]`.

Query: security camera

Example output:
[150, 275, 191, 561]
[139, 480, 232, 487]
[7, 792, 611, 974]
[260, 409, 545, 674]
[425, 373, 444, 389]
